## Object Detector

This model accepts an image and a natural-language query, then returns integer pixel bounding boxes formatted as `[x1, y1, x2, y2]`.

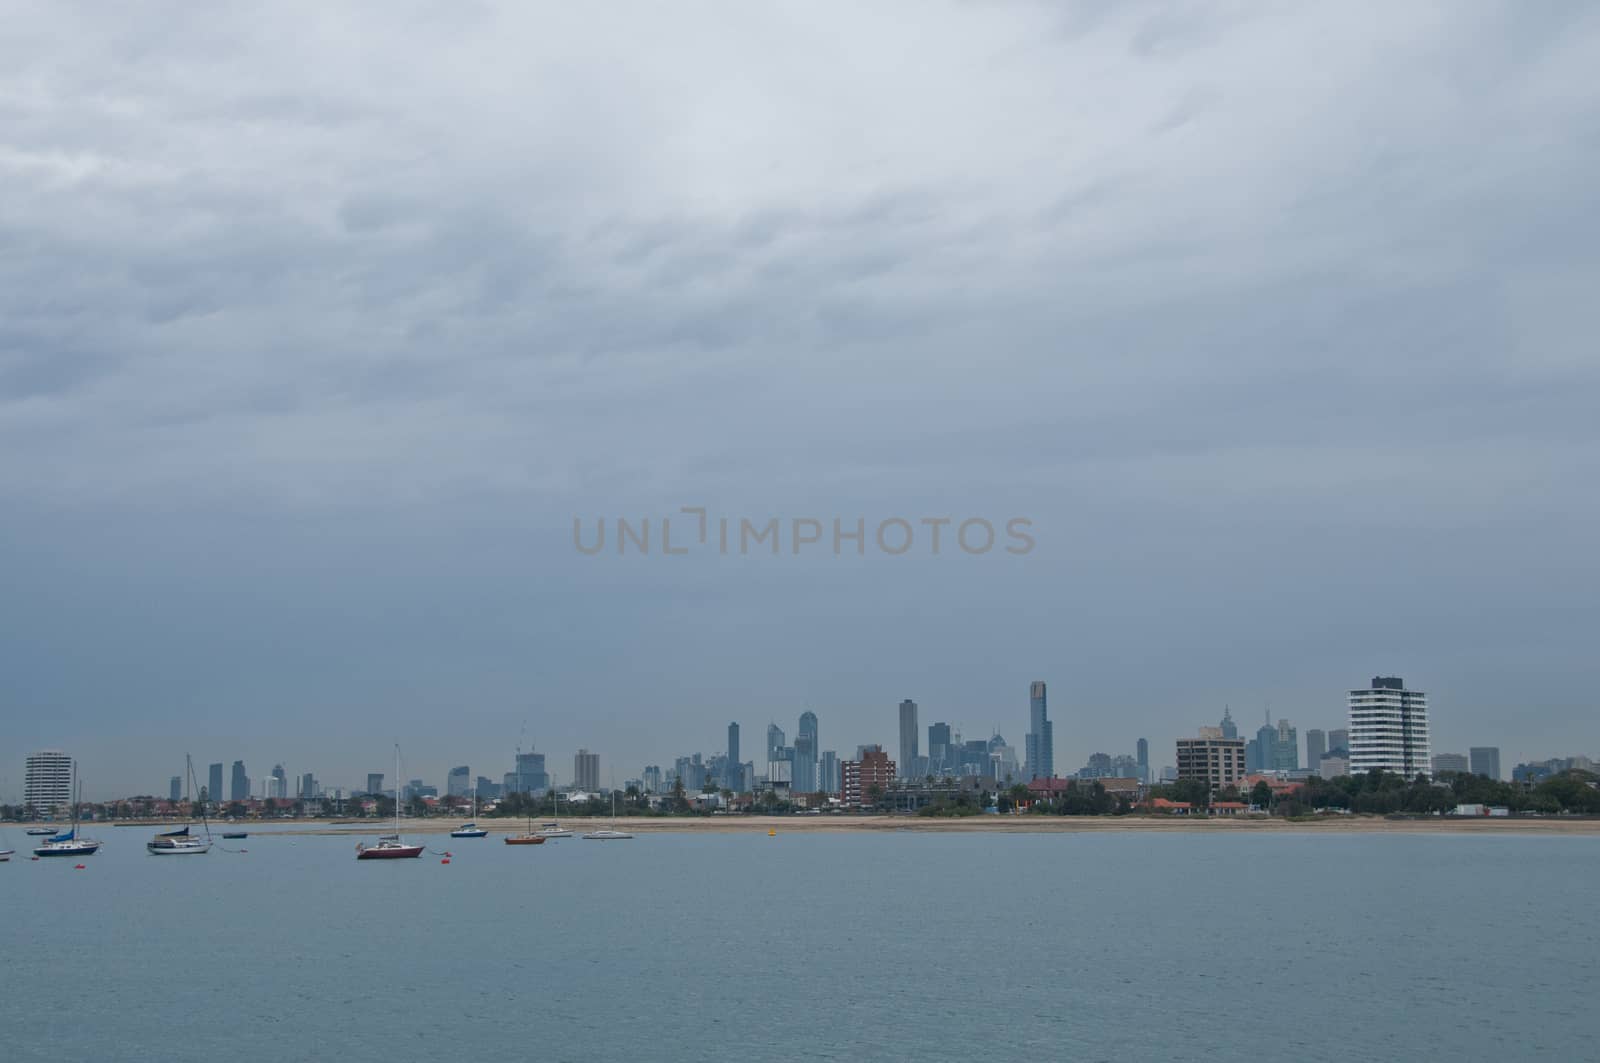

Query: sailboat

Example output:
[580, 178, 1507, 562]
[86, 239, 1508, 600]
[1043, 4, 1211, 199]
[535, 791, 573, 839]
[356, 745, 425, 860]
[504, 802, 548, 845]
[148, 755, 212, 854]
[451, 789, 488, 838]
[581, 790, 633, 840]
[33, 766, 102, 857]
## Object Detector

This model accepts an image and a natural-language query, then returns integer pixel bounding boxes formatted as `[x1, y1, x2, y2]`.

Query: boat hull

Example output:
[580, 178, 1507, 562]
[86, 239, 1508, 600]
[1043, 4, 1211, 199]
[504, 835, 547, 845]
[148, 841, 212, 854]
[34, 842, 101, 857]
[450, 829, 488, 838]
[581, 832, 633, 840]
[356, 845, 424, 860]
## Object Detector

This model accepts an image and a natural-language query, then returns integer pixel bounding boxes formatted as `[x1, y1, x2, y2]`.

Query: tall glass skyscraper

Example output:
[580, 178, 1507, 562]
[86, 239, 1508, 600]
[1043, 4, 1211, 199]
[208, 762, 224, 805]
[898, 699, 919, 780]
[795, 712, 819, 793]
[1025, 681, 1053, 780]
[725, 721, 741, 790]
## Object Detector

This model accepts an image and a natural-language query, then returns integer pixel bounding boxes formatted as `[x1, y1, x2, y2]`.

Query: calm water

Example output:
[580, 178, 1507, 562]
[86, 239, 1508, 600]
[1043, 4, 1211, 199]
[3, 828, 1596, 1061]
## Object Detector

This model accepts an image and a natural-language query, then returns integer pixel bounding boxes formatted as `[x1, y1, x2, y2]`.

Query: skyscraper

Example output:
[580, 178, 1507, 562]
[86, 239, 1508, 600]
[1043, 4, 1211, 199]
[1469, 746, 1502, 781]
[24, 750, 73, 813]
[300, 772, 317, 799]
[1219, 707, 1238, 739]
[1349, 676, 1431, 779]
[270, 764, 288, 800]
[795, 712, 819, 793]
[898, 699, 919, 780]
[767, 723, 787, 763]
[446, 765, 470, 798]
[1306, 729, 1327, 768]
[1328, 728, 1350, 753]
[169, 775, 182, 801]
[819, 750, 840, 793]
[574, 749, 600, 791]
[1273, 719, 1299, 771]
[231, 760, 250, 802]
[208, 762, 223, 805]
[927, 721, 952, 774]
[1432, 752, 1469, 774]
[726, 721, 741, 790]
[1255, 717, 1278, 773]
[366, 772, 385, 797]
[1136, 737, 1149, 783]
[513, 750, 548, 794]
[1026, 681, 1053, 780]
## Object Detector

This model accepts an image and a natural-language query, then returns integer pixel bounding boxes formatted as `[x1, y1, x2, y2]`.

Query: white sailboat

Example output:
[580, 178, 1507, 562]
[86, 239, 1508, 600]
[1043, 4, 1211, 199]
[536, 791, 573, 838]
[581, 790, 633, 840]
[357, 745, 425, 860]
[451, 789, 488, 838]
[148, 755, 212, 855]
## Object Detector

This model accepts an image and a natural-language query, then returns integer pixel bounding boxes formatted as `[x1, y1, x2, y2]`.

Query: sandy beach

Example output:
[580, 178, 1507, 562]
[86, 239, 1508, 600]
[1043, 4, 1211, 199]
[66, 814, 1600, 836]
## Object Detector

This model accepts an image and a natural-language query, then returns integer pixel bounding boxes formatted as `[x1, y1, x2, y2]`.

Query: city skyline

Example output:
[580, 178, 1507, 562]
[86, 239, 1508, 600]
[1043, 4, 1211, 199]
[9, 676, 1585, 803]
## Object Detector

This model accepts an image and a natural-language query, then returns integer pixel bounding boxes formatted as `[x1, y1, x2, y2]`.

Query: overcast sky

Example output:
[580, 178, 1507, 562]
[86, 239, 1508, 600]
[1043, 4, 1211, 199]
[3, 2, 1598, 800]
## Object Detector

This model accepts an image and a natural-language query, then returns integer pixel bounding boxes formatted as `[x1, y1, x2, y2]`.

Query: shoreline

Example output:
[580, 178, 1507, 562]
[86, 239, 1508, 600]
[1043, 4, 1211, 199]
[39, 815, 1600, 836]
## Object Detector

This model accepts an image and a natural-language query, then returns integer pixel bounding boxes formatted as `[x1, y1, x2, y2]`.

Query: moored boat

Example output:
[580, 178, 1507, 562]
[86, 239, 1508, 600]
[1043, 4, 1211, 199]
[34, 766, 101, 857]
[356, 745, 424, 861]
[26, 827, 55, 836]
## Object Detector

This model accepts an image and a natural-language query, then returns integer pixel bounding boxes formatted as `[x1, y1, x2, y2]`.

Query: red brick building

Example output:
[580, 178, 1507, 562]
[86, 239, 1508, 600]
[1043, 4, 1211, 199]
[841, 747, 896, 807]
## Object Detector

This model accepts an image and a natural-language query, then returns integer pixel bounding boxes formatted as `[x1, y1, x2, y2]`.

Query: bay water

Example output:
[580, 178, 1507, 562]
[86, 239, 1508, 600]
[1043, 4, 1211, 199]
[2, 828, 1595, 1061]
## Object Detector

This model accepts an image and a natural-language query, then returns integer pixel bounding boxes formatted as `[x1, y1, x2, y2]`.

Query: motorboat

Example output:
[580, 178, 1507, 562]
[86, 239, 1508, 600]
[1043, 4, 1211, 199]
[450, 822, 488, 838]
[26, 827, 55, 836]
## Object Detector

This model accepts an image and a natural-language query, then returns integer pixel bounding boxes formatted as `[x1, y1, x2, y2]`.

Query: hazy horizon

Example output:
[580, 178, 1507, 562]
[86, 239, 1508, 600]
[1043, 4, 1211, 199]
[4, 2, 1599, 800]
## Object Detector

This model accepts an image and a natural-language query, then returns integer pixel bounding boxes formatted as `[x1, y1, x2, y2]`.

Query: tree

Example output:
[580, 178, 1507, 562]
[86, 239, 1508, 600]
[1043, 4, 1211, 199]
[1250, 781, 1273, 809]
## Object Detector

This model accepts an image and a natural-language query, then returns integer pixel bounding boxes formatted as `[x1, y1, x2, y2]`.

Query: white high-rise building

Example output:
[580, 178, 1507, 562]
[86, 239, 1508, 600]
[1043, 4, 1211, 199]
[1348, 676, 1431, 779]
[25, 750, 73, 813]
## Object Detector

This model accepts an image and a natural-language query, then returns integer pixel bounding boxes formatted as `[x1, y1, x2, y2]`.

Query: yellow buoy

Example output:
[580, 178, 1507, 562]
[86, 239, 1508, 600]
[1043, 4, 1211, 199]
[768, 828, 776, 836]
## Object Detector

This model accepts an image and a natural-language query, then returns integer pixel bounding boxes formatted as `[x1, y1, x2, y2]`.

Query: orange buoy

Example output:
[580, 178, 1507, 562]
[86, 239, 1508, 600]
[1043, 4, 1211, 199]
[74, 863, 86, 869]
[441, 858, 450, 864]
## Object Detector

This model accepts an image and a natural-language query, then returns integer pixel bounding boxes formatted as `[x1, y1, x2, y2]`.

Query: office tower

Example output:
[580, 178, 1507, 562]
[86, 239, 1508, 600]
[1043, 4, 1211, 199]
[841, 746, 896, 806]
[1136, 738, 1149, 783]
[1306, 729, 1327, 768]
[300, 772, 316, 799]
[1176, 730, 1247, 792]
[987, 733, 1020, 782]
[1272, 720, 1299, 771]
[231, 761, 250, 802]
[1469, 747, 1502, 781]
[793, 712, 818, 793]
[642, 765, 662, 793]
[1432, 752, 1469, 774]
[1111, 754, 1140, 779]
[475, 775, 501, 800]
[1219, 707, 1238, 739]
[447, 765, 470, 798]
[1026, 681, 1054, 780]
[1255, 717, 1278, 773]
[208, 763, 224, 805]
[170, 776, 183, 802]
[366, 772, 385, 797]
[1328, 728, 1350, 753]
[726, 722, 741, 789]
[1349, 676, 1431, 779]
[767, 723, 787, 763]
[574, 749, 600, 792]
[1079, 752, 1113, 779]
[270, 764, 288, 800]
[24, 751, 73, 812]
[513, 750, 548, 794]
[927, 721, 952, 773]
[820, 750, 840, 793]
[898, 699, 919, 780]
